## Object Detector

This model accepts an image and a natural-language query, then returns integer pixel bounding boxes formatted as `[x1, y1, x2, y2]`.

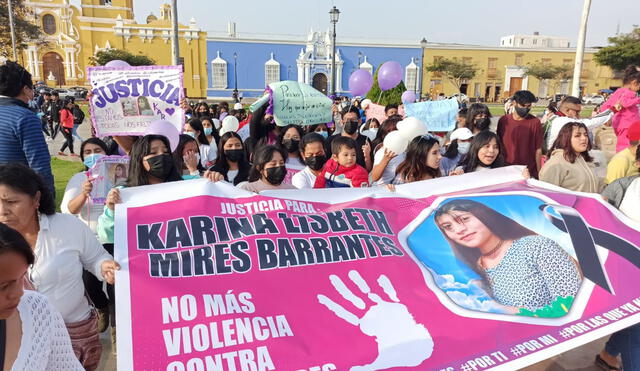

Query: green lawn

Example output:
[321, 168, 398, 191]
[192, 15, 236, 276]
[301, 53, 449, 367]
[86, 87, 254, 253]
[486, 104, 593, 117]
[51, 158, 84, 211]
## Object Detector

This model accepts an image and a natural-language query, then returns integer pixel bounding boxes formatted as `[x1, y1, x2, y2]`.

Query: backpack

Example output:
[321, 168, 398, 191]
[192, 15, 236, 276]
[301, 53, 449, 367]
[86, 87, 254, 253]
[72, 105, 85, 125]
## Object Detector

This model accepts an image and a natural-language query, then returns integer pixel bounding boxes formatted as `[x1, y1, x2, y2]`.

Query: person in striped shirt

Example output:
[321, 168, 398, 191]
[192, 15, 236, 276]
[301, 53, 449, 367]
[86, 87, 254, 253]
[0, 60, 54, 196]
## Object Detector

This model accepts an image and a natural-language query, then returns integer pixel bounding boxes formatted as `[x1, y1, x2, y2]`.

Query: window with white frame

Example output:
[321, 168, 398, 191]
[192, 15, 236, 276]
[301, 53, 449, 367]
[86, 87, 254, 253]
[359, 56, 373, 74]
[211, 51, 227, 89]
[405, 59, 419, 91]
[264, 53, 280, 86]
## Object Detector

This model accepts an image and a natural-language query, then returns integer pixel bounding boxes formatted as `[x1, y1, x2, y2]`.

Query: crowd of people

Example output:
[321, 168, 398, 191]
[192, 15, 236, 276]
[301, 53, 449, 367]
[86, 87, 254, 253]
[0, 58, 639, 370]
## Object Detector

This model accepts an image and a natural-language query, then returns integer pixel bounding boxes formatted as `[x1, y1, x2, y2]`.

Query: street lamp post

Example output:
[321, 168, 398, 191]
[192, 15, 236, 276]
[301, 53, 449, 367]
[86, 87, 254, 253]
[419, 38, 428, 101]
[329, 6, 340, 97]
[357, 51, 362, 69]
[232, 52, 239, 103]
[287, 65, 291, 80]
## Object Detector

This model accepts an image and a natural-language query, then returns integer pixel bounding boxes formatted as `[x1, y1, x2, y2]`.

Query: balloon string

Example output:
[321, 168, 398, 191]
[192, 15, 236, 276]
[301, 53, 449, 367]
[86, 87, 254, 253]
[377, 91, 383, 105]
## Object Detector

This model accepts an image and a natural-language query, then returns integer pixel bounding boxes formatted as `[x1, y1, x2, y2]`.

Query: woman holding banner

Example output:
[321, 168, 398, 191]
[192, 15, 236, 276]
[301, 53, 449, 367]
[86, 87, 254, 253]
[0, 163, 119, 370]
[434, 199, 582, 313]
[61, 138, 116, 336]
[237, 145, 295, 193]
[205, 132, 251, 185]
[393, 135, 442, 184]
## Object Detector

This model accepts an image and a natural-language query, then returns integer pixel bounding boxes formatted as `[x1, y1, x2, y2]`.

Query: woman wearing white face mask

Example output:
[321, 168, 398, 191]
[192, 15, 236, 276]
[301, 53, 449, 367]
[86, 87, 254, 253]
[441, 128, 473, 175]
[184, 118, 217, 168]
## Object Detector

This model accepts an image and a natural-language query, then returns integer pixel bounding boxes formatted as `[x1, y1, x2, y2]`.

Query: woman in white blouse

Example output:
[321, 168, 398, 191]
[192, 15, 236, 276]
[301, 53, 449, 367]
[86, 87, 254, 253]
[184, 118, 218, 168]
[0, 222, 83, 371]
[0, 163, 119, 371]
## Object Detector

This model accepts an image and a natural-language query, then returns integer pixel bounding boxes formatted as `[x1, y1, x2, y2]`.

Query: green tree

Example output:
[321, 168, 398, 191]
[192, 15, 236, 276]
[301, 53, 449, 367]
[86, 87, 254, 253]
[0, 0, 48, 58]
[90, 48, 156, 66]
[594, 26, 640, 71]
[522, 63, 559, 81]
[365, 65, 407, 106]
[425, 58, 477, 92]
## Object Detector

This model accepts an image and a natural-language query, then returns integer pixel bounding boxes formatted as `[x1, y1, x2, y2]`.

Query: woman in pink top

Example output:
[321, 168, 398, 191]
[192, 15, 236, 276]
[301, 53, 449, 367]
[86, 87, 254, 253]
[602, 65, 640, 151]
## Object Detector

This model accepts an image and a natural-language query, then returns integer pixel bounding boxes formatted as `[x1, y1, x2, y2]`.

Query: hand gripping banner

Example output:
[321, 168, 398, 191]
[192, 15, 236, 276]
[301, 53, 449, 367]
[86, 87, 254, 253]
[114, 167, 640, 371]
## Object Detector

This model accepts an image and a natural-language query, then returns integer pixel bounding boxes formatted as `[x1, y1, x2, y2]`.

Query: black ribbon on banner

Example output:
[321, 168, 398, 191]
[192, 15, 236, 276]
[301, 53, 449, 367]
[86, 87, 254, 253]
[539, 204, 640, 294]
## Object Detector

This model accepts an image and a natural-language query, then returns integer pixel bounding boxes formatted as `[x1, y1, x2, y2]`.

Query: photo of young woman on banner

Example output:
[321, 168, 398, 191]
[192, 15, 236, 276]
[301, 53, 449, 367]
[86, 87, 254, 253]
[408, 194, 584, 318]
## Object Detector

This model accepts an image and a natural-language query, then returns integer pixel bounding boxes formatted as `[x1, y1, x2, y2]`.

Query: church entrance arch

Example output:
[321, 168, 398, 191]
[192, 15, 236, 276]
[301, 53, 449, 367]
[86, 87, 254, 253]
[312, 73, 327, 95]
[42, 52, 65, 86]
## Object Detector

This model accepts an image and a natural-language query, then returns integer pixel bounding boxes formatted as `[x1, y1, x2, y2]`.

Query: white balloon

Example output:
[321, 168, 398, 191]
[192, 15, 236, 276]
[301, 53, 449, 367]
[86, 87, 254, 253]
[361, 99, 372, 110]
[397, 117, 428, 140]
[383, 130, 409, 154]
[219, 116, 239, 135]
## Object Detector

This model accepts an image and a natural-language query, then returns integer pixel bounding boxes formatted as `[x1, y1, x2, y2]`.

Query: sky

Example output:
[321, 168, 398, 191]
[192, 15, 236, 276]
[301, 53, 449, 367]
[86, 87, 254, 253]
[127, 0, 638, 47]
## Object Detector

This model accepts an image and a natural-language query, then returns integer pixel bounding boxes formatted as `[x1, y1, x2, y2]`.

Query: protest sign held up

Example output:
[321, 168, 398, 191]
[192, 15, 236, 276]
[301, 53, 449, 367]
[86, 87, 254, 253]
[87, 65, 184, 137]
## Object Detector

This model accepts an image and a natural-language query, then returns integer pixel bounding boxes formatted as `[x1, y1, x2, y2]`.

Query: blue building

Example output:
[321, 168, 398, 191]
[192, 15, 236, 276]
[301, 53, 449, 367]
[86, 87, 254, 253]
[206, 29, 423, 100]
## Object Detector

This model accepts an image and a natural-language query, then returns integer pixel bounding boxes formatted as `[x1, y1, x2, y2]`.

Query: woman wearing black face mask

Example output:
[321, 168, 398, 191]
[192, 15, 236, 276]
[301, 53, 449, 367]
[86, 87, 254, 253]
[99, 135, 182, 245]
[238, 146, 295, 193]
[205, 132, 251, 185]
[466, 103, 493, 134]
[277, 124, 305, 184]
[292, 133, 327, 188]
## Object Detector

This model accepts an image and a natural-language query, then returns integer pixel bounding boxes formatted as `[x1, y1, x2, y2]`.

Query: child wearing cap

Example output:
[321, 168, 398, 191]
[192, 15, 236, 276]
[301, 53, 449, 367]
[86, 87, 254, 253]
[440, 127, 474, 175]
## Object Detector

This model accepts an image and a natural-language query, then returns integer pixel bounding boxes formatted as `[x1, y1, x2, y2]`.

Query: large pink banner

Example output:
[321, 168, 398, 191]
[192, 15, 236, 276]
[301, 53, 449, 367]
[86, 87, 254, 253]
[115, 168, 640, 371]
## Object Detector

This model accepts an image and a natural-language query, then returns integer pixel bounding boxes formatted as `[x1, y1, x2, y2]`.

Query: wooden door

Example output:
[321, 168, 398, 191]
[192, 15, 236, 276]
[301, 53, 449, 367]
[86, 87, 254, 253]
[42, 52, 66, 86]
[509, 77, 522, 96]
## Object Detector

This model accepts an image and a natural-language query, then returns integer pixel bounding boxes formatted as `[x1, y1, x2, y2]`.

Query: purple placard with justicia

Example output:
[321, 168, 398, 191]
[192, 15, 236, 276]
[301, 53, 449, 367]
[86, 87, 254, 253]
[87, 65, 184, 137]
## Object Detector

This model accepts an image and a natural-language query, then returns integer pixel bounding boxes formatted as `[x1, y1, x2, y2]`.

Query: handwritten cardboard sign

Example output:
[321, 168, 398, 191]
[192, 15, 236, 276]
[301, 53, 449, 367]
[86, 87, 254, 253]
[403, 99, 458, 132]
[87, 65, 184, 136]
[270, 81, 332, 126]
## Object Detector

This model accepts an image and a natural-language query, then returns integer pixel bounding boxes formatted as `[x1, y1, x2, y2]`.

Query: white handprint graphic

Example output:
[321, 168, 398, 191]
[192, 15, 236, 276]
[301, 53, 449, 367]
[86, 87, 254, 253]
[317, 270, 434, 370]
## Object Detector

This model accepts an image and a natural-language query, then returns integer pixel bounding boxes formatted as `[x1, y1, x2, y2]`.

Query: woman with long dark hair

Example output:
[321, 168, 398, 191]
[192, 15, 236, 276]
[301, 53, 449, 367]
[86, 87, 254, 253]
[172, 134, 205, 178]
[237, 145, 295, 193]
[540, 122, 600, 193]
[434, 199, 582, 312]
[98, 134, 182, 244]
[394, 134, 442, 184]
[57, 98, 77, 156]
[184, 118, 217, 167]
[205, 132, 251, 185]
[0, 164, 118, 370]
[200, 116, 221, 146]
[456, 131, 506, 173]
[277, 124, 305, 184]
[465, 103, 492, 134]
[0, 222, 84, 370]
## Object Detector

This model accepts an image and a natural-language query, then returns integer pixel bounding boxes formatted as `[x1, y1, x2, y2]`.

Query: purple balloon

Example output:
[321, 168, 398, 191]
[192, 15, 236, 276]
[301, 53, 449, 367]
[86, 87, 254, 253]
[401, 90, 416, 104]
[105, 59, 131, 68]
[378, 61, 403, 91]
[145, 120, 180, 152]
[349, 69, 374, 97]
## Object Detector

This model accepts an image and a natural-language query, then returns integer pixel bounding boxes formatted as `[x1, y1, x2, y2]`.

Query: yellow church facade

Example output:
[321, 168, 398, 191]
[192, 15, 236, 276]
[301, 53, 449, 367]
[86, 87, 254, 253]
[21, 0, 208, 97]
[421, 43, 621, 102]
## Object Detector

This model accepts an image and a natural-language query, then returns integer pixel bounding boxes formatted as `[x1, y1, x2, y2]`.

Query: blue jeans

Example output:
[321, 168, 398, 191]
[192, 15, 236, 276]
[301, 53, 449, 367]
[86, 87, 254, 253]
[72, 123, 83, 142]
[605, 323, 640, 369]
